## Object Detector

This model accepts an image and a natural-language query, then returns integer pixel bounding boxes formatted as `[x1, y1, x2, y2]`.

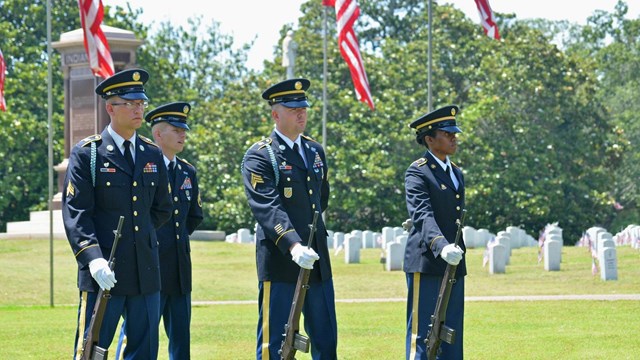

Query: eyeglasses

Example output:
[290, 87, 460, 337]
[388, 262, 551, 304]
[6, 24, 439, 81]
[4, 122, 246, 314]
[111, 101, 149, 110]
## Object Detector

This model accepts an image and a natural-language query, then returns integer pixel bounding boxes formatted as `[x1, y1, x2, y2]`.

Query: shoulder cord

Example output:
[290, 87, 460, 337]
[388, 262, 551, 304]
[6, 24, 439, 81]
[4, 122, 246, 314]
[265, 143, 279, 187]
[91, 141, 96, 187]
[242, 142, 280, 187]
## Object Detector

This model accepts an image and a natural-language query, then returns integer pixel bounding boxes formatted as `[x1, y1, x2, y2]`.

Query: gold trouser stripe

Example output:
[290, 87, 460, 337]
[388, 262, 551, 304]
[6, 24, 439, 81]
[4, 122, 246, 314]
[409, 273, 421, 360]
[262, 281, 271, 359]
[75, 291, 88, 359]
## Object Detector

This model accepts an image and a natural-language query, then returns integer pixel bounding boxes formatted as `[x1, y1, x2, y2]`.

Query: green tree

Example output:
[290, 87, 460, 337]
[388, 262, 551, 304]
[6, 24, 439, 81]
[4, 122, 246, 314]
[570, 1, 640, 231]
[0, 0, 81, 231]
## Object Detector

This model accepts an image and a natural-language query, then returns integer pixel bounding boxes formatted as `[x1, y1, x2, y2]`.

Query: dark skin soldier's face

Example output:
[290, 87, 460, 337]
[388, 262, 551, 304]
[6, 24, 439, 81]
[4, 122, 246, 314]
[426, 130, 458, 161]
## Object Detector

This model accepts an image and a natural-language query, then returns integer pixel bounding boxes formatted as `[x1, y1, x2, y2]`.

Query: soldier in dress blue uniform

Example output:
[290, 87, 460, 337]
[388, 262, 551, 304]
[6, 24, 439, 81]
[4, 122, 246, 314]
[404, 105, 466, 360]
[62, 68, 172, 360]
[115, 102, 204, 360]
[242, 78, 337, 359]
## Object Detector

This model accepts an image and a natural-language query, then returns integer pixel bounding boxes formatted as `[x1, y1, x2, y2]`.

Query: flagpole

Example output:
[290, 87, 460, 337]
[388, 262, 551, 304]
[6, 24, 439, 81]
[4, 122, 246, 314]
[428, 0, 432, 112]
[322, 5, 328, 151]
[47, 0, 54, 307]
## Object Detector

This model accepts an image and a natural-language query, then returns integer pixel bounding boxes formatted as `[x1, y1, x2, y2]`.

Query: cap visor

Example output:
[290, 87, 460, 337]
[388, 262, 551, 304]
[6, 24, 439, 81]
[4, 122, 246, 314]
[168, 121, 190, 130]
[440, 125, 462, 133]
[119, 92, 149, 101]
[281, 100, 310, 108]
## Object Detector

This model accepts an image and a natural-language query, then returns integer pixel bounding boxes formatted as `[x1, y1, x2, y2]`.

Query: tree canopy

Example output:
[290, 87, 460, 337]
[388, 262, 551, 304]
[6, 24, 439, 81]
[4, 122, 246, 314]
[0, 0, 637, 243]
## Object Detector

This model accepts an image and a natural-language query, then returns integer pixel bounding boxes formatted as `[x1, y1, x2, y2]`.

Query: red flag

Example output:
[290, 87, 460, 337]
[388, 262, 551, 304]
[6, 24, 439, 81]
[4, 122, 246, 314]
[323, 0, 375, 110]
[0, 49, 6, 111]
[77, 0, 114, 78]
[474, 0, 500, 40]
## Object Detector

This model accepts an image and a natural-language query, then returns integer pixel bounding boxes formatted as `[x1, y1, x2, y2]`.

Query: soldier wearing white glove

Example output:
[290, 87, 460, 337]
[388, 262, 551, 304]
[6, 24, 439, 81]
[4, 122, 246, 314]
[440, 243, 464, 265]
[290, 243, 320, 270]
[88, 258, 117, 291]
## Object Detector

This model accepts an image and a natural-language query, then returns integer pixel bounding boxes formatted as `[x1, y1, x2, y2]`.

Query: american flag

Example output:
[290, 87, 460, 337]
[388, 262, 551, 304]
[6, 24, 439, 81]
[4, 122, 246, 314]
[77, 0, 114, 78]
[323, 0, 375, 110]
[0, 49, 6, 111]
[474, 0, 500, 40]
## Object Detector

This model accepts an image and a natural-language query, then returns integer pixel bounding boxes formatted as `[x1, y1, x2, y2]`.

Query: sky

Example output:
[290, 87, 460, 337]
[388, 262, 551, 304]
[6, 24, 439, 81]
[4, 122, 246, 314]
[105, 0, 640, 70]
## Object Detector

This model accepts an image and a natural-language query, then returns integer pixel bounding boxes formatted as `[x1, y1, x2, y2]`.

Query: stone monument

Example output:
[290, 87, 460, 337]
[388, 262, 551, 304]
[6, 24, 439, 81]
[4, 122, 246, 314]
[282, 30, 297, 79]
[51, 25, 143, 209]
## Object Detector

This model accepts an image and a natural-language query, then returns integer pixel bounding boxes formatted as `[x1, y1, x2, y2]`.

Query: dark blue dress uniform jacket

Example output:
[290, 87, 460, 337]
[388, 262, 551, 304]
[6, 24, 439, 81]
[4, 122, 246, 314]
[242, 131, 331, 283]
[62, 128, 173, 296]
[159, 157, 203, 295]
[404, 152, 467, 278]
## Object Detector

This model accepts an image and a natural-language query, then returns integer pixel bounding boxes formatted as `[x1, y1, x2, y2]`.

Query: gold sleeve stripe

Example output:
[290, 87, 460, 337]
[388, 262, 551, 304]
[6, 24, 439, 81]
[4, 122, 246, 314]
[74, 244, 99, 258]
[275, 229, 295, 246]
[429, 235, 444, 250]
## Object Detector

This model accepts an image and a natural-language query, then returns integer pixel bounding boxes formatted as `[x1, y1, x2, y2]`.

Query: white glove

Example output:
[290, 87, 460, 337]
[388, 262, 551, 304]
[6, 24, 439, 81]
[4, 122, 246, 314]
[440, 244, 464, 265]
[402, 218, 413, 231]
[290, 243, 320, 270]
[88, 258, 117, 291]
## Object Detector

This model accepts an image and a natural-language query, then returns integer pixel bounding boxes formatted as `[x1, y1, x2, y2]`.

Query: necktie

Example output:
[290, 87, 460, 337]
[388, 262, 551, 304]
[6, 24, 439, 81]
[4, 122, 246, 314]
[123, 140, 134, 170]
[168, 161, 176, 185]
[293, 143, 306, 168]
[446, 165, 459, 189]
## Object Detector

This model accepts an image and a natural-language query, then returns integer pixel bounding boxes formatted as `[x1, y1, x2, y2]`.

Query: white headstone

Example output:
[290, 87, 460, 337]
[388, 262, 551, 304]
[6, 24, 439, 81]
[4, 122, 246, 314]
[544, 240, 561, 271]
[362, 230, 374, 249]
[327, 230, 334, 247]
[489, 243, 506, 274]
[547, 234, 563, 263]
[463, 226, 478, 248]
[393, 227, 404, 239]
[381, 227, 395, 248]
[547, 226, 563, 245]
[345, 234, 360, 264]
[495, 234, 511, 265]
[395, 234, 408, 250]
[373, 232, 382, 248]
[225, 233, 238, 243]
[506, 226, 523, 249]
[238, 228, 253, 243]
[477, 228, 494, 247]
[385, 243, 403, 271]
[333, 232, 345, 250]
[599, 247, 618, 281]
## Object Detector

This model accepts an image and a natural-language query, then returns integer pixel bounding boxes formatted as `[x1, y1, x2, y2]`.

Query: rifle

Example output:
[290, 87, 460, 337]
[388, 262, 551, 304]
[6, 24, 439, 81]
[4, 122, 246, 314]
[79, 216, 125, 360]
[279, 211, 320, 360]
[425, 209, 466, 360]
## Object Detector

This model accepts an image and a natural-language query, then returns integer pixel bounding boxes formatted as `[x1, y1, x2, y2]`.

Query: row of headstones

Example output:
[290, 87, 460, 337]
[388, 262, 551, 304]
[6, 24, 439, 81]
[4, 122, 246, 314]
[612, 224, 640, 249]
[488, 227, 545, 274]
[224, 226, 409, 272]
[463, 226, 538, 249]
[576, 226, 618, 281]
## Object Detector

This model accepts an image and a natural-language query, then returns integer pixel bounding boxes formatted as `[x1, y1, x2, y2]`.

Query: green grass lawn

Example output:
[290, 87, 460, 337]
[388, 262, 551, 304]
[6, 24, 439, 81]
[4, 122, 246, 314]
[1, 238, 639, 359]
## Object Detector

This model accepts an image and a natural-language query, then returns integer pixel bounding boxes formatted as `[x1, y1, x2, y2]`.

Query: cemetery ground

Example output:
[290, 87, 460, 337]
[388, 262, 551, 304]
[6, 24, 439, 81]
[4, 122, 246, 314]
[1, 239, 639, 359]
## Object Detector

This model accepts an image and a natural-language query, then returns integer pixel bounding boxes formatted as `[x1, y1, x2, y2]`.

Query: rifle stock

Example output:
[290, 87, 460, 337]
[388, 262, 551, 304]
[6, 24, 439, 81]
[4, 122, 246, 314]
[425, 209, 466, 360]
[79, 216, 124, 360]
[279, 211, 319, 360]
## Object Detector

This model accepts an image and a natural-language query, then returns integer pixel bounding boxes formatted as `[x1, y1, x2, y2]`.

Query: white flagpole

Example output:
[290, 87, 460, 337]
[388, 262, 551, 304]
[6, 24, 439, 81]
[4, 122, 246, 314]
[322, 5, 328, 151]
[47, 0, 54, 307]
[428, 0, 433, 112]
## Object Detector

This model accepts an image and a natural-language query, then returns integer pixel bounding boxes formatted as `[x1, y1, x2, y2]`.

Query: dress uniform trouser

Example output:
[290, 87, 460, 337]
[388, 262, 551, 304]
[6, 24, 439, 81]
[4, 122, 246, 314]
[75, 291, 160, 360]
[257, 279, 338, 360]
[405, 273, 465, 360]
